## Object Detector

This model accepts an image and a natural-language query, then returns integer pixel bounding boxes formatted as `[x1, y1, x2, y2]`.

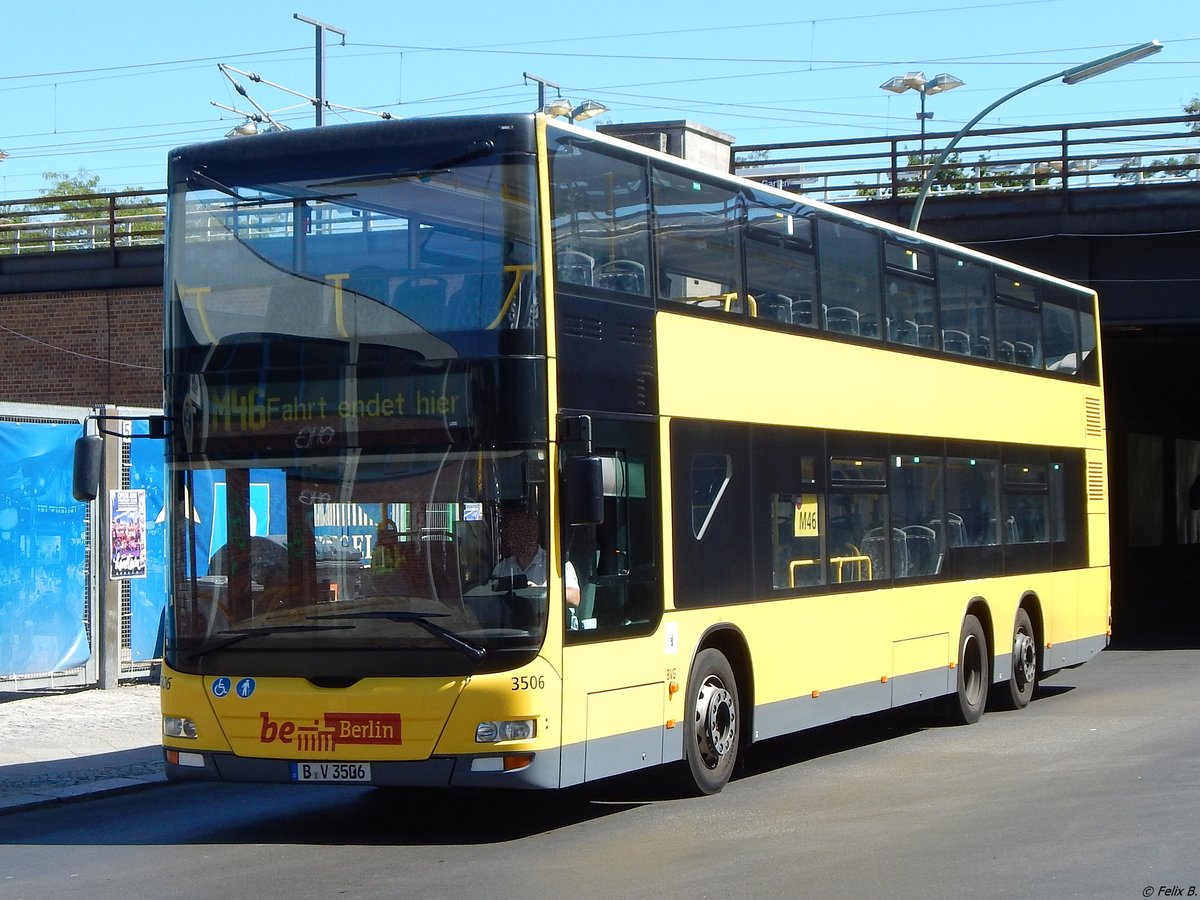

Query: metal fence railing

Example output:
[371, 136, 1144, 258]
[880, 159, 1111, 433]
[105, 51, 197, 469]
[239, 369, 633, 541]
[0, 189, 167, 255]
[732, 114, 1200, 206]
[0, 115, 1196, 256]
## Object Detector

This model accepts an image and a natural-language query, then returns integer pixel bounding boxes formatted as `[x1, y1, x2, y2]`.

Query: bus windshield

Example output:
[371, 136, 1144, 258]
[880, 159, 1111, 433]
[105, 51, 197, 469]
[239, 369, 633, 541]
[171, 449, 553, 678]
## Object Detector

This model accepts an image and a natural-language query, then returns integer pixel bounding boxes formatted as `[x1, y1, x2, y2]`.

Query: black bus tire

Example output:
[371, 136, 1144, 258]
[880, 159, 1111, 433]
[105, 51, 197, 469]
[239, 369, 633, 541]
[950, 613, 989, 725]
[683, 648, 740, 795]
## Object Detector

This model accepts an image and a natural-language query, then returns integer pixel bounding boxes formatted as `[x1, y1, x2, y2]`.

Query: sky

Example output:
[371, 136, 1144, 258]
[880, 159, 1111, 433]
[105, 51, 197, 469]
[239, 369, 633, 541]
[0, 0, 1196, 201]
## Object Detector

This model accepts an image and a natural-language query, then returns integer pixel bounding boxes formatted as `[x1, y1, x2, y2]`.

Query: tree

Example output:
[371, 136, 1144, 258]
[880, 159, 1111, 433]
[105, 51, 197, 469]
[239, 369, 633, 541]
[855, 151, 974, 198]
[34, 169, 162, 247]
[1116, 97, 1198, 183]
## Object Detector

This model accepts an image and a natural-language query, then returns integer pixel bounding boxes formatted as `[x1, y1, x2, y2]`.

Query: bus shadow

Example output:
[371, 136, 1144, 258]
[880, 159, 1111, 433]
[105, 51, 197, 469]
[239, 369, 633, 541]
[0, 691, 1078, 849]
[171, 781, 646, 846]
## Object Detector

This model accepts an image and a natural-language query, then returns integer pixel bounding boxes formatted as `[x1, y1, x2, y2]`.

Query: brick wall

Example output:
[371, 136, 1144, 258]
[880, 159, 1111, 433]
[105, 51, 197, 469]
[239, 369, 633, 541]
[0, 287, 163, 408]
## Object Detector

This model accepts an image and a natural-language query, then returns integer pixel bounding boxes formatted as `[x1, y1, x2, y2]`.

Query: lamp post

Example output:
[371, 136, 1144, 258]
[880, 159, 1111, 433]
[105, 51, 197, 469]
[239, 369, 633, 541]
[523, 73, 609, 123]
[880, 71, 965, 153]
[907, 39, 1163, 231]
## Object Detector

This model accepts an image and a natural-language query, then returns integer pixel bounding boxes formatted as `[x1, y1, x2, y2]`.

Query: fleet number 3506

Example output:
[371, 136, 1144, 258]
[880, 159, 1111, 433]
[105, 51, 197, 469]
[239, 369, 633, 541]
[511, 675, 545, 691]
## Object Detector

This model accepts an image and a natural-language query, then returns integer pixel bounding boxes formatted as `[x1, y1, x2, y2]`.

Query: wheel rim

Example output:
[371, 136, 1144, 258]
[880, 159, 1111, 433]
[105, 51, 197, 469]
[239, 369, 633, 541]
[1013, 629, 1036, 691]
[694, 674, 736, 769]
[962, 632, 984, 706]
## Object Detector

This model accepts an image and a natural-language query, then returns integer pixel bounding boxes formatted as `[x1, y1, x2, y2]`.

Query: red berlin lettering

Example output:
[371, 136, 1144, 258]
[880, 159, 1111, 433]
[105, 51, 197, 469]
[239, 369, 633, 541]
[259, 711, 401, 747]
[325, 712, 402, 745]
[259, 711, 296, 743]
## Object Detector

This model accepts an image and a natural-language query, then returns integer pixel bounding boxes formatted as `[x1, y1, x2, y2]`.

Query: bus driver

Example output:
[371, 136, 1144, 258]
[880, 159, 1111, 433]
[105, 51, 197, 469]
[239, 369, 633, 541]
[492, 509, 580, 609]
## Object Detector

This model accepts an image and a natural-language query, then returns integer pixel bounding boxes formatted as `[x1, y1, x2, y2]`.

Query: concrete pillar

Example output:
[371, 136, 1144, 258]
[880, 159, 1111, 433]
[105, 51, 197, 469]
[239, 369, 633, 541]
[96, 406, 123, 689]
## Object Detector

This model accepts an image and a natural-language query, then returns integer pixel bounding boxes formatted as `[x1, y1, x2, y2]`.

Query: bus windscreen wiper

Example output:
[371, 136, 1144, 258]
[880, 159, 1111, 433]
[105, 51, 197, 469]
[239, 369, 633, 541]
[182, 624, 353, 660]
[316, 611, 487, 663]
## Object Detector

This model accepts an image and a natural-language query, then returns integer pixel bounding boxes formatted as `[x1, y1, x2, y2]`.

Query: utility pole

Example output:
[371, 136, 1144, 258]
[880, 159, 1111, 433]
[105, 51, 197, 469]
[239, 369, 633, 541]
[294, 13, 346, 126]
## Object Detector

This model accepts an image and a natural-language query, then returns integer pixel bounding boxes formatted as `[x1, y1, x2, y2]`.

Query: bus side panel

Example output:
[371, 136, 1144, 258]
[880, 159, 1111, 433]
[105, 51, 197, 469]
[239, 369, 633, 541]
[559, 635, 670, 788]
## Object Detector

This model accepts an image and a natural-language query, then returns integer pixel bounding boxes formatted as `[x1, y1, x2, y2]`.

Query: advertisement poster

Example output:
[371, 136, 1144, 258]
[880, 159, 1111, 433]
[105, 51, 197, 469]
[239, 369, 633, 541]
[110, 489, 147, 579]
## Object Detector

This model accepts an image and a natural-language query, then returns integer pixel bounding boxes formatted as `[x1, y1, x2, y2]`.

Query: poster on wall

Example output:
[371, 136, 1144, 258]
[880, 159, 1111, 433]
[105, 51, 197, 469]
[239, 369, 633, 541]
[110, 489, 147, 579]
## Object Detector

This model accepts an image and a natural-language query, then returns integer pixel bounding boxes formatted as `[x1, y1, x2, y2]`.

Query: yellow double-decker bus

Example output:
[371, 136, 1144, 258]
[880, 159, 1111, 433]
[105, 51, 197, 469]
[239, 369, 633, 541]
[157, 113, 1108, 795]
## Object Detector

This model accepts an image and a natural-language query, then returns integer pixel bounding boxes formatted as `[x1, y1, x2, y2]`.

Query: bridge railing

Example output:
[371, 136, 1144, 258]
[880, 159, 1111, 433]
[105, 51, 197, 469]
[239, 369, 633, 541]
[733, 114, 1200, 205]
[0, 115, 1195, 253]
[0, 189, 167, 255]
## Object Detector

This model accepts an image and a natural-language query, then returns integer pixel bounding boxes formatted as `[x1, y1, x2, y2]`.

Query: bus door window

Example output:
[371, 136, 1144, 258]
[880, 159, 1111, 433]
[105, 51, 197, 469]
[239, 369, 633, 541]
[889, 452, 944, 578]
[652, 167, 744, 317]
[563, 452, 647, 636]
[816, 218, 882, 339]
[562, 422, 660, 640]
[828, 455, 888, 583]
[744, 190, 818, 329]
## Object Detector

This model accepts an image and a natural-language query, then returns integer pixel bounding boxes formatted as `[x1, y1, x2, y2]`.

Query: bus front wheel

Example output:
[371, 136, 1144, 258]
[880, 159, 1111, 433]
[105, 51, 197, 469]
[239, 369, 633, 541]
[950, 614, 989, 725]
[683, 648, 740, 795]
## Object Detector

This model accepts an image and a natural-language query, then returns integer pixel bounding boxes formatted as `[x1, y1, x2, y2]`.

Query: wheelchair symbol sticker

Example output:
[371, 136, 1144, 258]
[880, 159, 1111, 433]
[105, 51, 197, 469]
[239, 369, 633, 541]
[236, 677, 256, 699]
[211, 677, 232, 699]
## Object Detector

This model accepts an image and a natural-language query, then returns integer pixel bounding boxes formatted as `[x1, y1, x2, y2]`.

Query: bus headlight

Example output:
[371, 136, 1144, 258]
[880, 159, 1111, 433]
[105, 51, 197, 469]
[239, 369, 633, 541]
[163, 716, 198, 739]
[475, 719, 536, 743]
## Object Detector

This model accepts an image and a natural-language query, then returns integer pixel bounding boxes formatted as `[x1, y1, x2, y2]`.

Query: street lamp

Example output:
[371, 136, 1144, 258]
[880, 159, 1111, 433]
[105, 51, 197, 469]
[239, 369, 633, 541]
[523, 72, 608, 124]
[908, 39, 1163, 231]
[568, 99, 609, 123]
[880, 71, 965, 151]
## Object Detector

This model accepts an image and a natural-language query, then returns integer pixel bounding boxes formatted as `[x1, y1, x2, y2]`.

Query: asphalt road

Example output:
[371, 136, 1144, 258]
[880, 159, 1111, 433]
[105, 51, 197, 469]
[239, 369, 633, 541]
[1, 649, 1197, 900]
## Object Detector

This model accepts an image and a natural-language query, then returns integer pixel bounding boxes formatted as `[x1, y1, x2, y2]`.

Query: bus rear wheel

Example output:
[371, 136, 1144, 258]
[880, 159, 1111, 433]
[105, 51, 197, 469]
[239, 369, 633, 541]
[950, 614, 989, 725]
[683, 648, 740, 795]
[999, 608, 1038, 710]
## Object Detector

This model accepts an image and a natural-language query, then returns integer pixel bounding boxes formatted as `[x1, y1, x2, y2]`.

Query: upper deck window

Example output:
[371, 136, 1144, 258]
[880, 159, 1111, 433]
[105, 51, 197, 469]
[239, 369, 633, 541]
[816, 218, 883, 340]
[744, 189, 818, 329]
[652, 167, 743, 316]
[884, 241, 937, 349]
[547, 134, 651, 299]
[169, 149, 540, 361]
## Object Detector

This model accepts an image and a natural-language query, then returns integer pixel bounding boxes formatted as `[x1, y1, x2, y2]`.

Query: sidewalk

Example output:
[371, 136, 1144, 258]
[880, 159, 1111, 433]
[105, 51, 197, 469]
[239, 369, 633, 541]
[0, 681, 165, 814]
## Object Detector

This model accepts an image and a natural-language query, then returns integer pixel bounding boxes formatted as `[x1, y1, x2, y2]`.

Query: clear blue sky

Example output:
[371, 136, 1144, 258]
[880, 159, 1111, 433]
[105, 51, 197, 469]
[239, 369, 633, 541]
[1, 0, 1195, 200]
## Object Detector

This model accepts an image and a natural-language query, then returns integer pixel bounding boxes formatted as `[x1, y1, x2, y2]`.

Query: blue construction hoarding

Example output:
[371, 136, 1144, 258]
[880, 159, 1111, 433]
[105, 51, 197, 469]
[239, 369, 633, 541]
[0, 413, 167, 679]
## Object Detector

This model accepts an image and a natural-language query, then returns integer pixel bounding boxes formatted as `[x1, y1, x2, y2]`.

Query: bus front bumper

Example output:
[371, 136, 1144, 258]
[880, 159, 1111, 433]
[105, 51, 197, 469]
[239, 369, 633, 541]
[163, 747, 562, 790]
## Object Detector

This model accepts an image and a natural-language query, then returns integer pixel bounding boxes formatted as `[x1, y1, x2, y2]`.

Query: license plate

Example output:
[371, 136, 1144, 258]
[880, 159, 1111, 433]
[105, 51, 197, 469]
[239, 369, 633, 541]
[290, 762, 372, 783]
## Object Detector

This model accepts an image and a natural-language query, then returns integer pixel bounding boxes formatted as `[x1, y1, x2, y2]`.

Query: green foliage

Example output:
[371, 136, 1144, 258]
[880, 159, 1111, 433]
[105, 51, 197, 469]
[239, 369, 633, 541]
[855, 151, 986, 197]
[39, 169, 159, 221]
[1, 169, 163, 254]
[1115, 97, 1199, 182]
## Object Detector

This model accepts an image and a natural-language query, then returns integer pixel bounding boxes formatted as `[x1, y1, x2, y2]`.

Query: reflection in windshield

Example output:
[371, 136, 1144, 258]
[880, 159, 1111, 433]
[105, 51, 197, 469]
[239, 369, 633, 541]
[170, 449, 552, 671]
[171, 160, 540, 361]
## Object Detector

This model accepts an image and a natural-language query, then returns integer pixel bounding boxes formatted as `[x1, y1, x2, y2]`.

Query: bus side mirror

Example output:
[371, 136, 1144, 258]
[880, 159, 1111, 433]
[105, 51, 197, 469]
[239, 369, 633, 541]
[565, 456, 604, 525]
[72, 435, 104, 503]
